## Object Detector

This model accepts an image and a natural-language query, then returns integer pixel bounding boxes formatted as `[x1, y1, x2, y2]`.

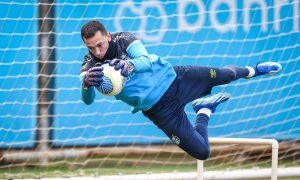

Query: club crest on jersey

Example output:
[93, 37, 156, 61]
[120, 53, 130, 61]
[171, 135, 180, 145]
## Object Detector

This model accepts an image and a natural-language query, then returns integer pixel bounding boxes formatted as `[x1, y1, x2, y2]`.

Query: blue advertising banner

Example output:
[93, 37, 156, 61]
[0, 1, 37, 148]
[53, 0, 299, 146]
[1, 0, 299, 148]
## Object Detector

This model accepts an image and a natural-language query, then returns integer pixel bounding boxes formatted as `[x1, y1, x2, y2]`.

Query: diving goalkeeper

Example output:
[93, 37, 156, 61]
[79, 21, 282, 160]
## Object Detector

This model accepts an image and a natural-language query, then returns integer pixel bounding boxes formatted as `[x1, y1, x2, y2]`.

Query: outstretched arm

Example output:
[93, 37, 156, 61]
[80, 71, 96, 105]
[127, 40, 152, 73]
[81, 86, 96, 105]
[108, 36, 152, 76]
[79, 66, 104, 105]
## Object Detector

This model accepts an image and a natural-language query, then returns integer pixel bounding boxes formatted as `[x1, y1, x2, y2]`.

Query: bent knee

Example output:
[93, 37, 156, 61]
[192, 147, 211, 160]
[197, 149, 211, 160]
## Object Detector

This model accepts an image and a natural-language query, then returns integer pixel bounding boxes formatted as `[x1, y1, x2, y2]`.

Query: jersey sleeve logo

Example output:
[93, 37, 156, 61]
[120, 52, 130, 61]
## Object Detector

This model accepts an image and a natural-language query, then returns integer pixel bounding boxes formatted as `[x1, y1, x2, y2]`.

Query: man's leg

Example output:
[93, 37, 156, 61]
[171, 65, 245, 104]
[213, 62, 282, 86]
[144, 108, 211, 160]
[173, 62, 282, 104]
[165, 93, 231, 160]
[161, 110, 211, 160]
[143, 92, 231, 160]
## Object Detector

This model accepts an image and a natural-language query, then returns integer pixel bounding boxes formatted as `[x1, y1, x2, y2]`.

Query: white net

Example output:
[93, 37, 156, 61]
[0, 0, 299, 179]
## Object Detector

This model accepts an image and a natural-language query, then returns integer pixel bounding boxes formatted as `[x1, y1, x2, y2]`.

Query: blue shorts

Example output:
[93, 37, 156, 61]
[143, 65, 237, 126]
[143, 65, 248, 159]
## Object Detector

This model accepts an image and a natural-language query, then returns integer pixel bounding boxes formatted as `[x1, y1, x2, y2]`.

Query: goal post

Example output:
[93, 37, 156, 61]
[197, 138, 279, 180]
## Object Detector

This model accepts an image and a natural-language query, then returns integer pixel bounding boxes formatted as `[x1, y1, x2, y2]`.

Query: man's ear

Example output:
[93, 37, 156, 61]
[82, 36, 87, 44]
[107, 32, 111, 42]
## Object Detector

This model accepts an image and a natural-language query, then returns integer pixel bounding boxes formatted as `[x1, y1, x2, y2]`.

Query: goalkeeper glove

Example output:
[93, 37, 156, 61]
[83, 65, 104, 87]
[108, 59, 134, 77]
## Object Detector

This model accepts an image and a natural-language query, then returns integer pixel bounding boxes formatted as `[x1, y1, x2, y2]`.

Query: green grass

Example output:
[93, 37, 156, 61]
[1, 163, 299, 180]
[0, 164, 196, 179]
[1, 154, 300, 179]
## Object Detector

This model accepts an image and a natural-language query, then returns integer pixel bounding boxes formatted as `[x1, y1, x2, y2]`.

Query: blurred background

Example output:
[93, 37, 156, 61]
[0, 0, 299, 179]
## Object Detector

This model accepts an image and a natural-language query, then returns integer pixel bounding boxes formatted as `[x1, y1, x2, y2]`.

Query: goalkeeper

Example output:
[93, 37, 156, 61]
[79, 21, 282, 160]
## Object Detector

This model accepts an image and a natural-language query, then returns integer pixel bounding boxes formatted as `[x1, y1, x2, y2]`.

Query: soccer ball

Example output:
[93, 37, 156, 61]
[95, 64, 126, 96]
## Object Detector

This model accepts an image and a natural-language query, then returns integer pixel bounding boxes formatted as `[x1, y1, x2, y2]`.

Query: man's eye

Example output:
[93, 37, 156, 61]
[97, 44, 102, 48]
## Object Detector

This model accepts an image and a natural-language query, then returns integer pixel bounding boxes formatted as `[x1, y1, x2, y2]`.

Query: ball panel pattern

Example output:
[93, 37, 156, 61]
[97, 76, 113, 95]
[95, 64, 126, 96]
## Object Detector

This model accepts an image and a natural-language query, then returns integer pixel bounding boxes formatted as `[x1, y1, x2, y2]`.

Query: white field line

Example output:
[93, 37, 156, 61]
[40, 167, 300, 180]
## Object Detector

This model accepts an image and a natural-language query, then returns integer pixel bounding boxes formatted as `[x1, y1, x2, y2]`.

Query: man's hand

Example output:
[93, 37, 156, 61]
[108, 59, 134, 77]
[83, 66, 104, 87]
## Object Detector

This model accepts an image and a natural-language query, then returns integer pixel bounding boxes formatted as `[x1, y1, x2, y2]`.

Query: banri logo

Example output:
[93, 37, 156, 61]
[114, 0, 299, 42]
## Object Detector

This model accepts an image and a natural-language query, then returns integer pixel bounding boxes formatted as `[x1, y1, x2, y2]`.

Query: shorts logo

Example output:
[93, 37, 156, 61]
[210, 69, 216, 78]
[171, 135, 180, 145]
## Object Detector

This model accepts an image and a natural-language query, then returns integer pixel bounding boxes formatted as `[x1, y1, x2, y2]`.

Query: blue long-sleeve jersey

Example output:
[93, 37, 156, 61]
[80, 32, 176, 113]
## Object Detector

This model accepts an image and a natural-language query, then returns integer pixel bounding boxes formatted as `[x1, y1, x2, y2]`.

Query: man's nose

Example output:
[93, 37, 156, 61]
[95, 48, 101, 55]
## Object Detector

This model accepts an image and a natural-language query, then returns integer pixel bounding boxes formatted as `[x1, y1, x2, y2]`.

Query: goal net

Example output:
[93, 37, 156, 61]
[0, 0, 299, 179]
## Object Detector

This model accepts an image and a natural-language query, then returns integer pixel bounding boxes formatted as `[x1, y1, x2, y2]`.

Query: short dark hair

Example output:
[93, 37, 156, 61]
[81, 21, 107, 41]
